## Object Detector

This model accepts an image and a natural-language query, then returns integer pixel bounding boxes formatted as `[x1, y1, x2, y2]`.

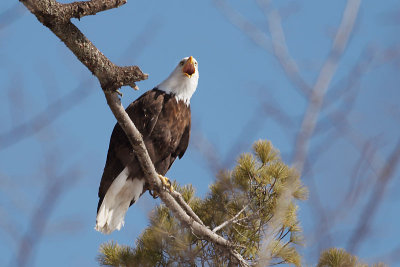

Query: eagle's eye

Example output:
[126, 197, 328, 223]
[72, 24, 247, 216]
[194, 62, 198, 66]
[180, 61, 185, 66]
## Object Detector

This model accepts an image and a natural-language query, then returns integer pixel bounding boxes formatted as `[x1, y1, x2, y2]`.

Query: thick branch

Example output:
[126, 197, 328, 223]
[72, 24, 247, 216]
[21, 0, 248, 265]
[21, 0, 126, 21]
[20, 0, 147, 91]
[105, 92, 248, 266]
[63, 0, 127, 19]
[169, 190, 205, 226]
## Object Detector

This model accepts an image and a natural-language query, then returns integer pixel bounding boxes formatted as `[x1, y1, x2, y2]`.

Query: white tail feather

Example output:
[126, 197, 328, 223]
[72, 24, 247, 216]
[95, 167, 144, 234]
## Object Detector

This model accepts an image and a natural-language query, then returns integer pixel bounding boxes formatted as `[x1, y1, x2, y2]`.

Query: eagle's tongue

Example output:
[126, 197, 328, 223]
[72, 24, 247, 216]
[183, 61, 195, 76]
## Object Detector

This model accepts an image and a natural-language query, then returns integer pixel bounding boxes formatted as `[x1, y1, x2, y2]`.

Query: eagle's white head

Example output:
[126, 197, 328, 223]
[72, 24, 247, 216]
[157, 56, 199, 105]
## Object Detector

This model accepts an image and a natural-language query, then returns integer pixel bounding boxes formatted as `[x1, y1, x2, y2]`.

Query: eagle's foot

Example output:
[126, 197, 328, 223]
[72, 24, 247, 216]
[149, 190, 159, 199]
[116, 89, 123, 97]
[158, 174, 174, 192]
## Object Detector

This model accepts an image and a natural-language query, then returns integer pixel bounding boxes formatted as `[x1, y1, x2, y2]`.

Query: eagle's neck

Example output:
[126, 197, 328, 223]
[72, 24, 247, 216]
[157, 74, 197, 106]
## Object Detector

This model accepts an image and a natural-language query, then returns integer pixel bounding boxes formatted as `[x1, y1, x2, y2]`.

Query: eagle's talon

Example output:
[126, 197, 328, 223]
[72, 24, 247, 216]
[116, 89, 123, 97]
[149, 190, 158, 199]
[158, 174, 174, 192]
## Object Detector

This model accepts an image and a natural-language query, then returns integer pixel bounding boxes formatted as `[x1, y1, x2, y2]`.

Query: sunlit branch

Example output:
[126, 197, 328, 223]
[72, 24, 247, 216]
[20, 0, 248, 265]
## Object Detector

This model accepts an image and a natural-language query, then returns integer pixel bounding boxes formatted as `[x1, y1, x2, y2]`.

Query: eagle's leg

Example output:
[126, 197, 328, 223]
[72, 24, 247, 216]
[158, 174, 174, 192]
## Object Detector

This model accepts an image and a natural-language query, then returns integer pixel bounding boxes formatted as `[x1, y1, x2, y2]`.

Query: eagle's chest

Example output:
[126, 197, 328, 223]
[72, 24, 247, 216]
[151, 101, 189, 149]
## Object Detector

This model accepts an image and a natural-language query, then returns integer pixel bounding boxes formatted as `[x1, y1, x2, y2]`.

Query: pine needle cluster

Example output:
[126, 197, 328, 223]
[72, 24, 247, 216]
[317, 248, 387, 267]
[98, 140, 308, 266]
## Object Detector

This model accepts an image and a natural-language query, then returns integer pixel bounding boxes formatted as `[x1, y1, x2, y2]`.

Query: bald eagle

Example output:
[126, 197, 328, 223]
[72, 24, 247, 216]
[96, 56, 199, 234]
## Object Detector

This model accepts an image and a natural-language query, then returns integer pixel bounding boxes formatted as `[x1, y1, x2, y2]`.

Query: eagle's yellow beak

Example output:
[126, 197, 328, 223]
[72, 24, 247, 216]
[182, 56, 196, 77]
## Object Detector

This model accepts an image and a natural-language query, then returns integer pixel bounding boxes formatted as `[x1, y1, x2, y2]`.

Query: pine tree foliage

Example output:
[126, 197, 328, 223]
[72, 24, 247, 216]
[98, 241, 136, 266]
[98, 140, 308, 266]
[317, 248, 387, 267]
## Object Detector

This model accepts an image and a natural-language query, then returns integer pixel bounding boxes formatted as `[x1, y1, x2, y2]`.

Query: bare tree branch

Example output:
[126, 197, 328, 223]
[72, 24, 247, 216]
[63, 0, 128, 19]
[20, 0, 147, 92]
[105, 92, 248, 265]
[192, 129, 223, 173]
[259, 1, 362, 265]
[292, 0, 362, 174]
[20, 0, 248, 265]
[213, 204, 249, 233]
[256, 0, 311, 97]
[347, 139, 400, 253]
[170, 189, 205, 226]
[373, 245, 400, 266]
[0, 16, 161, 150]
[0, 3, 25, 31]
[14, 166, 81, 267]
[215, 0, 400, 262]
[0, 79, 93, 150]
[214, 0, 311, 97]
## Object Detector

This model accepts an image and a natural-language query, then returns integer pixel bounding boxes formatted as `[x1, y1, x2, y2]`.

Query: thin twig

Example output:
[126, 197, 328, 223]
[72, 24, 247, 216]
[213, 204, 249, 233]
[347, 139, 400, 253]
[0, 3, 25, 31]
[292, 0, 362, 173]
[0, 79, 93, 150]
[257, 0, 311, 97]
[214, 0, 311, 97]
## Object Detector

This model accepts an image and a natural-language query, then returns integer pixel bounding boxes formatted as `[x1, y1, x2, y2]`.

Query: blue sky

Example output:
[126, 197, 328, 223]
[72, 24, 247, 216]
[1, 0, 400, 266]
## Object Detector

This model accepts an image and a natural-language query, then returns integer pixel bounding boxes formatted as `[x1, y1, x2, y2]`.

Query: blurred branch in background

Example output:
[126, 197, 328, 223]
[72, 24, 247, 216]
[0, 3, 25, 31]
[0, 70, 85, 267]
[18, 0, 251, 265]
[0, 18, 162, 151]
[1, 0, 398, 265]
[192, 103, 271, 174]
[214, 0, 311, 97]
[347, 139, 400, 253]
[0, 79, 94, 151]
[0, 3, 161, 267]
[211, 0, 400, 264]
[214, 0, 362, 264]
[290, 0, 361, 174]
[14, 159, 82, 267]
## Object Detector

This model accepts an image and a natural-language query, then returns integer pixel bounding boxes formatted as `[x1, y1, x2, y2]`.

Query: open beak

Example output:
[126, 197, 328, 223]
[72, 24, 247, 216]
[182, 56, 196, 77]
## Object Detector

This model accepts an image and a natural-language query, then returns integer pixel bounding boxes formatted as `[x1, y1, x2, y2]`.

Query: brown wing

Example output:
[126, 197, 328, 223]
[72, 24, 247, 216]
[97, 89, 192, 212]
[164, 119, 190, 172]
[175, 119, 191, 160]
[97, 89, 165, 212]
[143, 95, 191, 176]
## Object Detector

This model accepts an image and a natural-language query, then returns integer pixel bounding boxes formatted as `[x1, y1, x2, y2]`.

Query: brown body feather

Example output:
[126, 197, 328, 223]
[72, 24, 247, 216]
[97, 88, 191, 212]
